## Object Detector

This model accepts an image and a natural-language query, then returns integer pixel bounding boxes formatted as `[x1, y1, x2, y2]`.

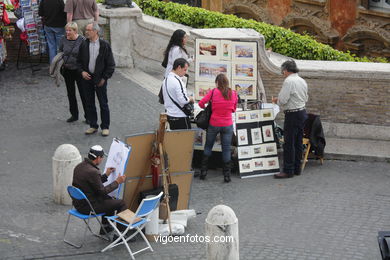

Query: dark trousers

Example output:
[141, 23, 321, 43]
[167, 115, 191, 130]
[283, 109, 307, 175]
[63, 69, 87, 120]
[77, 197, 126, 225]
[83, 79, 110, 129]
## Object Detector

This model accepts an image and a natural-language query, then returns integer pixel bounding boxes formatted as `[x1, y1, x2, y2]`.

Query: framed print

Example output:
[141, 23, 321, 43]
[196, 39, 220, 60]
[220, 40, 232, 60]
[260, 109, 274, 121]
[264, 157, 279, 170]
[262, 125, 274, 142]
[195, 82, 215, 100]
[233, 80, 257, 100]
[239, 159, 253, 173]
[236, 111, 251, 124]
[232, 42, 257, 61]
[237, 129, 249, 145]
[252, 144, 263, 157]
[262, 143, 277, 156]
[238, 146, 252, 159]
[195, 61, 231, 82]
[251, 128, 263, 144]
[232, 62, 257, 81]
[194, 129, 205, 150]
[252, 158, 266, 171]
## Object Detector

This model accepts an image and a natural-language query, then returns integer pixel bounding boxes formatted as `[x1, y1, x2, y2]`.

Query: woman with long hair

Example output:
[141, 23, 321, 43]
[59, 22, 87, 123]
[162, 29, 192, 78]
[198, 74, 238, 183]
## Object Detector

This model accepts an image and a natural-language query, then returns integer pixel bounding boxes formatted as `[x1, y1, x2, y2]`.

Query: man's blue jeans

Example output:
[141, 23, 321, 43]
[203, 124, 233, 163]
[44, 26, 65, 63]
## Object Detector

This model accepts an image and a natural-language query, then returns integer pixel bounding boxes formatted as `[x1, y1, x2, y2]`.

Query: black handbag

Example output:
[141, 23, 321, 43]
[195, 89, 215, 129]
[164, 78, 194, 117]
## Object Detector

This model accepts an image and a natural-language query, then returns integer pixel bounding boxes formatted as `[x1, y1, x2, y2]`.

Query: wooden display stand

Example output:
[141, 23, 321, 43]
[122, 130, 196, 212]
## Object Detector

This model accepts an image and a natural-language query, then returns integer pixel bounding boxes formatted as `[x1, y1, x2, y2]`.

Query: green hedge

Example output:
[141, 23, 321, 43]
[134, 0, 386, 63]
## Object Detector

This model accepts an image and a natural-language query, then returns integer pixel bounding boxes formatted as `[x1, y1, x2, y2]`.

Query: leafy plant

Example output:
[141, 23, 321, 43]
[133, 0, 386, 63]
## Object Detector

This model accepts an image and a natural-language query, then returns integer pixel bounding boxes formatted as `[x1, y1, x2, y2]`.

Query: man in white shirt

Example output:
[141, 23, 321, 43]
[272, 60, 308, 178]
[162, 58, 194, 130]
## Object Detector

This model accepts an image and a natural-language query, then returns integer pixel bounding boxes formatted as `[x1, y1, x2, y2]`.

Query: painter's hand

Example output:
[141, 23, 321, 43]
[105, 167, 115, 177]
[271, 96, 278, 104]
[116, 175, 126, 184]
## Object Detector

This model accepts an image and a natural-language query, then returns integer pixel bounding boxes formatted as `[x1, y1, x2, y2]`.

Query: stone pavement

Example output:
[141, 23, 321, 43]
[1, 63, 390, 260]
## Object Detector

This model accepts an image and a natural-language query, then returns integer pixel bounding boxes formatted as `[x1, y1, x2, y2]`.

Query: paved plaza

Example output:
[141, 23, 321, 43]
[0, 63, 390, 259]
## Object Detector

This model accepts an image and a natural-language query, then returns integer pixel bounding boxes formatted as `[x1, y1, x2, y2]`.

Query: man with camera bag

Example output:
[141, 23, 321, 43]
[162, 58, 194, 130]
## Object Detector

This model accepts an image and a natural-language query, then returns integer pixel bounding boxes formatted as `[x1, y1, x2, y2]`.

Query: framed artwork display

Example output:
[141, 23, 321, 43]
[196, 39, 220, 60]
[252, 158, 266, 171]
[251, 128, 263, 144]
[195, 61, 231, 82]
[237, 129, 249, 145]
[238, 146, 252, 159]
[252, 144, 263, 157]
[194, 129, 205, 150]
[239, 159, 253, 173]
[262, 125, 274, 142]
[220, 40, 232, 60]
[233, 80, 257, 100]
[195, 82, 215, 100]
[264, 157, 279, 170]
[232, 42, 257, 61]
[232, 62, 257, 81]
[236, 111, 251, 124]
[262, 143, 277, 156]
[260, 109, 274, 121]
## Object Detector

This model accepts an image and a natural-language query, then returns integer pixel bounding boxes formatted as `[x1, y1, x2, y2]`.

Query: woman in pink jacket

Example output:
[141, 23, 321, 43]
[198, 74, 238, 183]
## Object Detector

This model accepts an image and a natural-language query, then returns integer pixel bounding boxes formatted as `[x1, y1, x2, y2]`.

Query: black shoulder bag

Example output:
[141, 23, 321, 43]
[165, 77, 194, 117]
[195, 89, 214, 130]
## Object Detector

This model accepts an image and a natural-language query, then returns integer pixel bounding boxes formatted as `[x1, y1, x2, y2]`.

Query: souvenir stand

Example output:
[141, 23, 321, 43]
[0, 1, 15, 69]
[16, 0, 45, 70]
[191, 28, 279, 177]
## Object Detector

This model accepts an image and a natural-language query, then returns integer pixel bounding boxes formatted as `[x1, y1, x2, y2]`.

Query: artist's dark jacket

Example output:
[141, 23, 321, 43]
[304, 114, 326, 157]
[72, 158, 118, 209]
[77, 39, 115, 85]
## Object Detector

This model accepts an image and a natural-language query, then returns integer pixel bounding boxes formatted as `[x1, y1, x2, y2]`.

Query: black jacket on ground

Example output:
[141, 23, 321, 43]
[38, 0, 66, 28]
[77, 38, 116, 85]
[72, 159, 118, 210]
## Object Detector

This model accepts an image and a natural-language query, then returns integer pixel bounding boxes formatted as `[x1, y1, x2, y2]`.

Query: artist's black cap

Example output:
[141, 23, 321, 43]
[88, 145, 107, 158]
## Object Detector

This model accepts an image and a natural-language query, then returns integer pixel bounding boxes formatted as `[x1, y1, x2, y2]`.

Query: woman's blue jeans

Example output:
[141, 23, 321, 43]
[203, 124, 233, 163]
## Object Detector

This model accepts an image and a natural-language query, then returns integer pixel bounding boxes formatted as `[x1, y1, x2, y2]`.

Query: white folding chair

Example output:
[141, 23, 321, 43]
[101, 192, 163, 259]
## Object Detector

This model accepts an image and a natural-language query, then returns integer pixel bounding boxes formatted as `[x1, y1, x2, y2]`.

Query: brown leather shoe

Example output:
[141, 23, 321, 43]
[274, 172, 293, 179]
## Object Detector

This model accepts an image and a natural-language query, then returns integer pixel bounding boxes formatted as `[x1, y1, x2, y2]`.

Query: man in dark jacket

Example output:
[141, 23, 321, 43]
[38, 0, 67, 63]
[72, 145, 126, 233]
[77, 22, 115, 136]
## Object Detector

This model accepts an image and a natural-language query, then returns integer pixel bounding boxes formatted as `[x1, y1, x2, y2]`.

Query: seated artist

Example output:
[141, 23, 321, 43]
[72, 145, 126, 235]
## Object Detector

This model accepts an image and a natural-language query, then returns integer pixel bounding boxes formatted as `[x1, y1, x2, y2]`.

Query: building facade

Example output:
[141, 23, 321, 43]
[199, 0, 390, 59]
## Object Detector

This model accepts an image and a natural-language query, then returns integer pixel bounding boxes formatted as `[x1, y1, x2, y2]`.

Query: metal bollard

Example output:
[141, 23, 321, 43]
[52, 144, 82, 205]
[205, 205, 239, 260]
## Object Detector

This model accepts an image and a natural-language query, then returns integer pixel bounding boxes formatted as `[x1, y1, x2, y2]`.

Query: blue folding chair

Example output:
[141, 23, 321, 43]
[101, 192, 163, 260]
[64, 186, 110, 248]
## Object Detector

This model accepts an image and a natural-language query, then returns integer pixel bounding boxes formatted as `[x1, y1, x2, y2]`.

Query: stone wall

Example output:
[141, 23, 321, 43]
[99, 4, 390, 138]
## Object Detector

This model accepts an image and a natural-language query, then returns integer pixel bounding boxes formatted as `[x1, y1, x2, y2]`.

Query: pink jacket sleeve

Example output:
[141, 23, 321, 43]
[198, 89, 213, 108]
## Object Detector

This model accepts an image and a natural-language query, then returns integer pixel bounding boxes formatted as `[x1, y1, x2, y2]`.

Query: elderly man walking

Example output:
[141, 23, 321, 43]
[273, 60, 308, 179]
[77, 22, 115, 137]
